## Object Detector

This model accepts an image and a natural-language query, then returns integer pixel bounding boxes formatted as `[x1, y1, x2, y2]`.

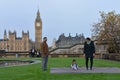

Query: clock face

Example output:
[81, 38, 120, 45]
[36, 23, 40, 26]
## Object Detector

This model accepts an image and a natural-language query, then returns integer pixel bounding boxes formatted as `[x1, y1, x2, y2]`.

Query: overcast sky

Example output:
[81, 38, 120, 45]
[0, 0, 120, 46]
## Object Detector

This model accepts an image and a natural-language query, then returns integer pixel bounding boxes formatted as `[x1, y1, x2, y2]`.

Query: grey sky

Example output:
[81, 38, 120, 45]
[0, 0, 120, 46]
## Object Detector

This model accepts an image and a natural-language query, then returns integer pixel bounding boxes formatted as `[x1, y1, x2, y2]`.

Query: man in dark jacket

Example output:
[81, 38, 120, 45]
[84, 37, 95, 70]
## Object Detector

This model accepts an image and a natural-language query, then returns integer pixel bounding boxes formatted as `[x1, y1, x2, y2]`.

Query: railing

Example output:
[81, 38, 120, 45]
[49, 53, 101, 58]
[102, 53, 120, 61]
[0, 50, 102, 59]
[0, 51, 30, 58]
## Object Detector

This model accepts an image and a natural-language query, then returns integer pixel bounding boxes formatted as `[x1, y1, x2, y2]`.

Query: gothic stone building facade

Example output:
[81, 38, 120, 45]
[0, 31, 30, 52]
[50, 33, 85, 54]
[55, 33, 85, 48]
[0, 10, 42, 52]
[50, 34, 108, 54]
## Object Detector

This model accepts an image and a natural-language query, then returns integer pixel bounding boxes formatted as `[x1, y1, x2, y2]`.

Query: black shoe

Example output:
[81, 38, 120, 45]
[90, 68, 92, 70]
[42, 69, 47, 71]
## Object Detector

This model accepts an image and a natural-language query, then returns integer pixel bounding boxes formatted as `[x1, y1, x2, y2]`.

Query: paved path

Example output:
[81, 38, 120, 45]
[50, 67, 120, 74]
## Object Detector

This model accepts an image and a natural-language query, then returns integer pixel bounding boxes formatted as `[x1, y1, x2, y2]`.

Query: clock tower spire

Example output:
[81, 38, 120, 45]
[35, 9, 42, 49]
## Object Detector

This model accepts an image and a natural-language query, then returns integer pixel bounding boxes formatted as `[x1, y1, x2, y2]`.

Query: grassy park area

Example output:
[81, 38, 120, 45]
[0, 58, 120, 80]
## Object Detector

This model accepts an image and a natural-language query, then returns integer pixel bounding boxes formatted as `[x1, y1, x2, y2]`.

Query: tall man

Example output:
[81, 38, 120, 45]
[84, 37, 95, 70]
[40, 37, 49, 71]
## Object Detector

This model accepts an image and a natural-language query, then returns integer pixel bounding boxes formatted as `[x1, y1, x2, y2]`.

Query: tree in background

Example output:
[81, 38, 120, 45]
[92, 11, 120, 53]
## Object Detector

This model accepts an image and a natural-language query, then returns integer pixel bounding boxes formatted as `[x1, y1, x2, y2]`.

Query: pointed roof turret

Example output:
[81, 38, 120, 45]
[37, 9, 40, 16]
[36, 9, 41, 22]
[4, 29, 7, 39]
[4, 29, 7, 35]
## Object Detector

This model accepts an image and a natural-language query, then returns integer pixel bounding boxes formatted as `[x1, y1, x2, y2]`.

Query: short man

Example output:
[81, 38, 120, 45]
[40, 37, 49, 71]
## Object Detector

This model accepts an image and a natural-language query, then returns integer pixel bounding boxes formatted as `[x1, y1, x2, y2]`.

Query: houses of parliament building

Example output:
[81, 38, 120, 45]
[0, 10, 42, 52]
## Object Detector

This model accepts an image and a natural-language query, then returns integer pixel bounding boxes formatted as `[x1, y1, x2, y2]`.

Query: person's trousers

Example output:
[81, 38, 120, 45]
[85, 57, 93, 70]
[42, 55, 48, 71]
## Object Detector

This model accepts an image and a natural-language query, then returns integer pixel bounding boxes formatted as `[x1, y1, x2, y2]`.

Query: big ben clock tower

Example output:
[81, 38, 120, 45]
[35, 9, 42, 49]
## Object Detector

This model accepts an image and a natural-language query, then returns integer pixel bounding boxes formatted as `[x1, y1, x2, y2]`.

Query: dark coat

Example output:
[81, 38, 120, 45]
[83, 41, 95, 57]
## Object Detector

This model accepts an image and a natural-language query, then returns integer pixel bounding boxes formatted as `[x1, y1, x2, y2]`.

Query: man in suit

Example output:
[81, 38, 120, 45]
[83, 37, 95, 70]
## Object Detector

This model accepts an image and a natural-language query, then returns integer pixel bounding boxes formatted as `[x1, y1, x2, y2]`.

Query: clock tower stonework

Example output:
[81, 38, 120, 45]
[35, 10, 42, 49]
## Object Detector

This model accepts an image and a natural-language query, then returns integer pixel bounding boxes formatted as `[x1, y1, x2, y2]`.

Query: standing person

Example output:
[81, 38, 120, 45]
[33, 48, 35, 57]
[31, 48, 35, 57]
[36, 49, 40, 57]
[40, 37, 49, 71]
[83, 37, 95, 70]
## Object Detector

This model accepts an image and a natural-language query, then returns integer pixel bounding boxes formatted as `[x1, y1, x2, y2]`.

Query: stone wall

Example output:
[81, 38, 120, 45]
[49, 53, 101, 58]
[0, 52, 29, 58]
[102, 53, 120, 61]
[50, 43, 84, 54]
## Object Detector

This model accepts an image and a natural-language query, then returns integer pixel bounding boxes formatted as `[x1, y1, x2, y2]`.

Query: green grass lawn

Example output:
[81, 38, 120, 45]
[0, 58, 120, 80]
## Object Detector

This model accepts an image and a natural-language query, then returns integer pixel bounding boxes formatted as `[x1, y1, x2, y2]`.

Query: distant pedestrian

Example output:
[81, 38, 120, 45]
[31, 48, 35, 57]
[40, 37, 49, 71]
[83, 37, 95, 70]
[36, 49, 40, 57]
